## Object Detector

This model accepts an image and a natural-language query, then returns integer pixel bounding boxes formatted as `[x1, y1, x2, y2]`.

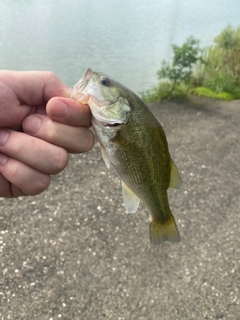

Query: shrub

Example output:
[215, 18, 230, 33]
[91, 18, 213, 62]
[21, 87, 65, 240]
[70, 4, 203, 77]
[141, 80, 171, 103]
[203, 71, 240, 94]
[141, 81, 188, 103]
[157, 37, 203, 99]
[190, 87, 237, 100]
[170, 83, 189, 101]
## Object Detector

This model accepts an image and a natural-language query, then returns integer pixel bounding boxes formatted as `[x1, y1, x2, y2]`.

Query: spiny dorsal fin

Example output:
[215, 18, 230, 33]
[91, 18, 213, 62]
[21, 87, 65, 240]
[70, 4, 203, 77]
[122, 181, 140, 213]
[169, 159, 182, 189]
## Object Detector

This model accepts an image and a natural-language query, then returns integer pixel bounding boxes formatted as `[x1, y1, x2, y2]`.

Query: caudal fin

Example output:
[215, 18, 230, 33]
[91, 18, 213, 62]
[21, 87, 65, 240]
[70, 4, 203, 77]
[149, 215, 181, 245]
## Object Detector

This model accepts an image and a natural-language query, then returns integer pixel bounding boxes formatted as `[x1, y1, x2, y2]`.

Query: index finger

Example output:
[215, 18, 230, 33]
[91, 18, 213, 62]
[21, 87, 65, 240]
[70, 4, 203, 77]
[0, 70, 71, 105]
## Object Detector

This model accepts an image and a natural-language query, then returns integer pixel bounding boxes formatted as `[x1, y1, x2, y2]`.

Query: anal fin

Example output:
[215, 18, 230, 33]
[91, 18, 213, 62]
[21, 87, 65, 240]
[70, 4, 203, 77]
[169, 159, 182, 189]
[122, 181, 140, 213]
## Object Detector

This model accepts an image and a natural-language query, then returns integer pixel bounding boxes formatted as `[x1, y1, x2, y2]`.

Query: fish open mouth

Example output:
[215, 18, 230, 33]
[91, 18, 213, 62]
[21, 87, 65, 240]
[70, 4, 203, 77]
[92, 116, 123, 128]
[72, 69, 128, 128]
[104, 123, 122, 127]
[71, 68, 93, 103]
[74, 68, 93, 91]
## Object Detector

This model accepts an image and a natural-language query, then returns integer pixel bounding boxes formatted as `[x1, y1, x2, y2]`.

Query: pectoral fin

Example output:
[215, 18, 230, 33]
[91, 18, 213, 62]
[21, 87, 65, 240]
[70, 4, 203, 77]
[122, 181, 140, 213]
[169, 159, 182, 189]
[100, 144, 110, 169]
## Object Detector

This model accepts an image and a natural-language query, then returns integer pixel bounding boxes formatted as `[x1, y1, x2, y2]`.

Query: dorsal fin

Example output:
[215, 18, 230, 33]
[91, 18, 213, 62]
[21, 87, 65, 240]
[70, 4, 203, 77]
[169, 159, 182, 189]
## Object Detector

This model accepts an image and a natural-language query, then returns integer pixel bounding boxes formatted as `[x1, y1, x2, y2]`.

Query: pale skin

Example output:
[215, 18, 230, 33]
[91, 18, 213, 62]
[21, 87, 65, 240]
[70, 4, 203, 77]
[0, 70, 94, 198]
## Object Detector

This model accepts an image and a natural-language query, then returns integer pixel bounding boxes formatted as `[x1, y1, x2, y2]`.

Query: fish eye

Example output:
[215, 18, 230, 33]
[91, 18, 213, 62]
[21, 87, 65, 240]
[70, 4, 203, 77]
[100, 77, 110, 86]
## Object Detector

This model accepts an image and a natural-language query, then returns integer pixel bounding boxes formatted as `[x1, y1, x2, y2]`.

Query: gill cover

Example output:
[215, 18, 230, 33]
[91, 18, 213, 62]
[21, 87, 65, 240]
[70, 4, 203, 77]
[90, 96, 131, 126]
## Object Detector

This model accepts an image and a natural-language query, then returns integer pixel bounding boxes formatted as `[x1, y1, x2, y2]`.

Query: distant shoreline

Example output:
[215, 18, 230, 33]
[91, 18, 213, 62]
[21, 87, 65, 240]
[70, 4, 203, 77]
[149, 95, 240, 116]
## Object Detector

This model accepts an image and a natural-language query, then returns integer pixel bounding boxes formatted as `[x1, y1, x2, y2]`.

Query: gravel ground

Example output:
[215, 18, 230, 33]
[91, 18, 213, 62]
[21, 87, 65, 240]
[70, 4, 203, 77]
[0, 97, 240, 320]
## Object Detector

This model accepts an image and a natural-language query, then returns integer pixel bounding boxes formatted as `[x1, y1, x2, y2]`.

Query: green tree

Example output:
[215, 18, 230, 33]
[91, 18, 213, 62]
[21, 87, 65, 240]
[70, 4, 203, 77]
[215, 24, 240, 52]
[214, 24, 240, 83]
[203, 24, 240, 96]
[157, 36, 203, 99]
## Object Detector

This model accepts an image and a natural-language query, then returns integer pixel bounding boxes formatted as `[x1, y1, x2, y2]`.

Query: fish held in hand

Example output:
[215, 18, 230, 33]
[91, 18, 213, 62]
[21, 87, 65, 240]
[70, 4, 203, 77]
[72, 68, 182, 245]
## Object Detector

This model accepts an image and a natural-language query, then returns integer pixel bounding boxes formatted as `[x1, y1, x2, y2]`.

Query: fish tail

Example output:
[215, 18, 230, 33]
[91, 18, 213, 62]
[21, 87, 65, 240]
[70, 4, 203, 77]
[149, 215, 181, 245]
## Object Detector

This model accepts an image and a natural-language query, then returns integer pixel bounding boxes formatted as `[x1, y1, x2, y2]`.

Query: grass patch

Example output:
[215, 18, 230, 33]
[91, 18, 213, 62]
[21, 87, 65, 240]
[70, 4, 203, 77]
[190, 87, 238, 100]
[141, 81, 189, 103]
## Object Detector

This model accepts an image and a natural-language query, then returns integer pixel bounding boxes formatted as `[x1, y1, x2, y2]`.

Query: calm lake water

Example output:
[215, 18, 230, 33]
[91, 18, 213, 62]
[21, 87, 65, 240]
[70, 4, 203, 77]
[1, 0, 239, 92]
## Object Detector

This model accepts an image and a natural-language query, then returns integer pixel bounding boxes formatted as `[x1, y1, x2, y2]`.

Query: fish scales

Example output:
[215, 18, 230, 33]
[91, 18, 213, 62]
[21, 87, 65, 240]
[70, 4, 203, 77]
[101, 104, 171, 217]
[72, 68, 182, 245]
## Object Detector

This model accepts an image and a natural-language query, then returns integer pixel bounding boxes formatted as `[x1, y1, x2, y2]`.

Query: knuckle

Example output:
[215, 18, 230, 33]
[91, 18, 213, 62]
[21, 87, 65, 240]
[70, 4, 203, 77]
[45, 118, 56, 139]
[68, 129, 95, 154]
[7, 160, 50, 195]
[44, 71, 57, 81]
[7, 159, 22, 180]
[0, 173, 12, 198]
[51, 148, 69, 174]
[75, 129, 95, 153]
[31, 175, 51, 195]
[84, 130, 95, 152]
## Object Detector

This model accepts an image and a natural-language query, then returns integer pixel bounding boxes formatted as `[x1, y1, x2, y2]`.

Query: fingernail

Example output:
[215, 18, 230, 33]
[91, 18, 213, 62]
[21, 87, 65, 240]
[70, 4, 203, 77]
[0, 130, 9, 146]
[23, 115, 42, 134]
[49, 101, 67, 118]
[0, 153, 8, 165]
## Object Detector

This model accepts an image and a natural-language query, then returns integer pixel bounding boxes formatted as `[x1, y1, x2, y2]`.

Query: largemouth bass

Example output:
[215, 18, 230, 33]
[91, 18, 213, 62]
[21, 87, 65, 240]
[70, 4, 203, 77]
[72, 68, 182, 245]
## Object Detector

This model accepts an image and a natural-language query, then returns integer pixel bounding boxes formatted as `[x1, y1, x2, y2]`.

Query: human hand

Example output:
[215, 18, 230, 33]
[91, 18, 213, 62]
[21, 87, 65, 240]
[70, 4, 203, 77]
[0, 70, 94, 198]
